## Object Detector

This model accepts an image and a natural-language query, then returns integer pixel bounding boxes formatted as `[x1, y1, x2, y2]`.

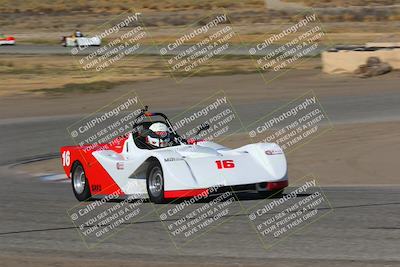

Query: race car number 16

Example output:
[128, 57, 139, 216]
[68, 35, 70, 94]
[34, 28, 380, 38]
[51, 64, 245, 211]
[215, 160, 235, 169]
[62, 150, 71, 167]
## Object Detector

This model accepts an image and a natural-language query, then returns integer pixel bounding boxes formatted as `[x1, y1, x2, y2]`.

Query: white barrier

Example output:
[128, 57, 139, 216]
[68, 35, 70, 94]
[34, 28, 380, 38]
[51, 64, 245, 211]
[322, 49, 400, 74]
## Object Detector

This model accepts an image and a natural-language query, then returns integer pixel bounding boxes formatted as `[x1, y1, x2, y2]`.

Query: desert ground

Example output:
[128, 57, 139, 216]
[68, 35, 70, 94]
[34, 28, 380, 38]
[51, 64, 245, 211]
[1, 1, 399, 266]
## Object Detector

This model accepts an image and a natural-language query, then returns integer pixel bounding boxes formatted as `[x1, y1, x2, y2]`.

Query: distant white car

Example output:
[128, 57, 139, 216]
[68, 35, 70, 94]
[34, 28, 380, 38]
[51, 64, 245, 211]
[0, 34, 15, 45]
[61, 35, 101, 47]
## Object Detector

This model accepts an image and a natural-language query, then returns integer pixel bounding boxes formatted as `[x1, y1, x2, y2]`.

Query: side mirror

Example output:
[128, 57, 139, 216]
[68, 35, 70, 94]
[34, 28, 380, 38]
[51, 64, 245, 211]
[195, 123, 210, 136]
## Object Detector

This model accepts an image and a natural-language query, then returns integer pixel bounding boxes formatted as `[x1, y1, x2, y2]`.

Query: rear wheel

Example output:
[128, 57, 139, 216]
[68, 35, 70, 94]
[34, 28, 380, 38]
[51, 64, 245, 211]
[72, 163, 91, 201]
[146, 162, 165, 204]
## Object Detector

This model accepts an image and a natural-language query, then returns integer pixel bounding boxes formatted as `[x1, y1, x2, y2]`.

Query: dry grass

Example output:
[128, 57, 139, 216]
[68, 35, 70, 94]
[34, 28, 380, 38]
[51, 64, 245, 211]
[0, 55, 163, 96]
[0, 0, 264, 14]
[283, 0, 399, 8]
[0, 54, 321, 96]
[281, 0, 400, 23]
[0, 0, 398, 47]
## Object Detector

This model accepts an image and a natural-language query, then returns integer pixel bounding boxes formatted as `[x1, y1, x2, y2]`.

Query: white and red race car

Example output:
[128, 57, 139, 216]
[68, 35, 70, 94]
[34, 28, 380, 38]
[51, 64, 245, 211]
[61, 108, 288, 203]
[0, 34, 15, 45]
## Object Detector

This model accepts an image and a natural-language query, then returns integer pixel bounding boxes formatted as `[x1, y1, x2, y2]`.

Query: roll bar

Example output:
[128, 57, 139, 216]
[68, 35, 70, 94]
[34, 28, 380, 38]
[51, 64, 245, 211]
[132, 106, 183, 143]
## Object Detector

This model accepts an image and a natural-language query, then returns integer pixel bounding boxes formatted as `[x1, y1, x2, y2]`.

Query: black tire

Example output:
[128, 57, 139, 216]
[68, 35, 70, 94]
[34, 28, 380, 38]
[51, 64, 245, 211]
[71, 163, 91, 201]
[146, 162, 165, 204]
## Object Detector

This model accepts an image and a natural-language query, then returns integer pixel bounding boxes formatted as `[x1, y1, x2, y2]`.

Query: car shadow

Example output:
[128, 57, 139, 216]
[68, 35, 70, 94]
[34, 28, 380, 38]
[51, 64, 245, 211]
[90, 190, 312, 204]
[166, 190, 312, 204]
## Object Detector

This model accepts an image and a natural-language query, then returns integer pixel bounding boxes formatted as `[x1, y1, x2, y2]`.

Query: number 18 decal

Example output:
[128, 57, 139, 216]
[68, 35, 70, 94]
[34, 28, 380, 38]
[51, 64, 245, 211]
[215, 160, 235, 169]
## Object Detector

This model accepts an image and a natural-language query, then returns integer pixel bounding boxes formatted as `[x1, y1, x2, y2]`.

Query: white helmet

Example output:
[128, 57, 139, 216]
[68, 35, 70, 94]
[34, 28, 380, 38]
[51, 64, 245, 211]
[146, 122, 170, 147]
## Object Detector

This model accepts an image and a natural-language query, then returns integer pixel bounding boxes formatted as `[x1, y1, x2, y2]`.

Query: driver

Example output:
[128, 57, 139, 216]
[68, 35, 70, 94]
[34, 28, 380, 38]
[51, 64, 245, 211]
[144, 122, 173, 148]
[74, 30, 83, 38]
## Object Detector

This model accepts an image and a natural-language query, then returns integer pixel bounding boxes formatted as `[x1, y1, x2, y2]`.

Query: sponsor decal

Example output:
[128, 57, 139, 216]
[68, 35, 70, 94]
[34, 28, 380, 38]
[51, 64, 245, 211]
[265, 149, 283, 155]
[116, 162, 124, 170]
[91, 184, 102, 192]
[164, 157, 184, 162]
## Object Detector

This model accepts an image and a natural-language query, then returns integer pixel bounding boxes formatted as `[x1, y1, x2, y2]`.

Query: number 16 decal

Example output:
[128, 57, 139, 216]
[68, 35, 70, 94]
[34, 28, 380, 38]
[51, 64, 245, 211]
[62, 150, 70, 167]
[215, 160, 235, 169]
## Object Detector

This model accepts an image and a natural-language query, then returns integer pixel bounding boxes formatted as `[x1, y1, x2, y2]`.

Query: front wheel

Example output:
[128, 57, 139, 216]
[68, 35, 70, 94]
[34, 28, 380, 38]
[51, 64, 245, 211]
[146, 162, 165, 204]
[72, 163, 91, 201]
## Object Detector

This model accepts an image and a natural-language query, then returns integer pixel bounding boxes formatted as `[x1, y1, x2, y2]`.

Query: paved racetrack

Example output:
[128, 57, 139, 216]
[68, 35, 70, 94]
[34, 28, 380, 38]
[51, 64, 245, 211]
[0, 44, 326, 56]
[0, 166, 399, 266]
[0, 71, 399, 266]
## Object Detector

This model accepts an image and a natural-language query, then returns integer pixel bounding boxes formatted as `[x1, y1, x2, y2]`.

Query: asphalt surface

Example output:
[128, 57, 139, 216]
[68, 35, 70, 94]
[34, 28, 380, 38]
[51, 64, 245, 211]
[0, 44, 326, 56]
[0, 165, 399, 265]
[1, 84, 400, 265]
[1, 90, 400, 165]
